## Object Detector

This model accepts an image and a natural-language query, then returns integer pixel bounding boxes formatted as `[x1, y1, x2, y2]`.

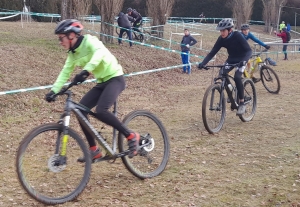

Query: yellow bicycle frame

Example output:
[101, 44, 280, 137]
[244, 56, 263, 78]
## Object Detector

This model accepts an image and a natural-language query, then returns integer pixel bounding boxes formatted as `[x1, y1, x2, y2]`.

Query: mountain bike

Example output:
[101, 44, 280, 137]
[16, 82, 170, 205]
[202, 63, 257, 134]
[116, 25, 152, 43]
[244, 49, 280, 94]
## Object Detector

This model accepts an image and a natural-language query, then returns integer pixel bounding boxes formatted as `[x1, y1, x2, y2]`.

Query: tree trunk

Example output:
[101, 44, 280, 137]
[61, 0, 74, 20]
[262, 0, 287, 32]
[94, 0, 124, 44]
[227, 0, 255, 29]
[146, 0, 174, 39]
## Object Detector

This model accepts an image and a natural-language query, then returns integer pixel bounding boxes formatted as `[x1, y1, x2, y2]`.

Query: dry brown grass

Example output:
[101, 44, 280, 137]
[0, 21, 300, 207]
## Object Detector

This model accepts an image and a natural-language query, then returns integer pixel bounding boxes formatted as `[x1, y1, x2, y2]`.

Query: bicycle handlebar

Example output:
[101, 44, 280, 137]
[204, 61, 245, 69]
[55, 81, 77, 97]
[251, 49, 269, 58]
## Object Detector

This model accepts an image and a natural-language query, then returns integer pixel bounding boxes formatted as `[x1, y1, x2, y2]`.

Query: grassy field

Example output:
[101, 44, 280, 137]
[0, 21, 300, 207]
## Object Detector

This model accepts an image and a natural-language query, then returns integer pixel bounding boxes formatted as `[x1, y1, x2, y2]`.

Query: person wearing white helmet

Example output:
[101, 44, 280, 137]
[198, 18, 252, 115]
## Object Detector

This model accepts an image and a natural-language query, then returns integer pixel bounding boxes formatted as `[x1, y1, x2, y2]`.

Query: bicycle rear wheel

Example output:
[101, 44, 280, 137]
[16, 123, 91, 205]
[239, 79, 257, 122]
[202, 84, 226, 134]
[143, 32, 152, 43]
[260, 65, 280, 94]
[118, 110, 170, 179]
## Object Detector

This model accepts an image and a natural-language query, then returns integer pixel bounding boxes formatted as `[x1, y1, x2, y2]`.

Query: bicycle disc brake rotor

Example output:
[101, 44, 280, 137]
[141, 134, 155, 152]
[48, 154, 66, 173]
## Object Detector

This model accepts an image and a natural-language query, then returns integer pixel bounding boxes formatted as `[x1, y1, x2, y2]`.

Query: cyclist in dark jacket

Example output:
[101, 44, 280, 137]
[181, 29, 197, 74]
[198, 18, 252, 115]
[117, 12, 132, 47]
[127, 8, 143, 39]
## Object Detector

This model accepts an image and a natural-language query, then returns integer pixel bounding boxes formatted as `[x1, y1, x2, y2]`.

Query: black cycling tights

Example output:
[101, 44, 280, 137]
[233, 70, 244, 101]
[79, 75, 131, 147]
[223, 64, 244, 101]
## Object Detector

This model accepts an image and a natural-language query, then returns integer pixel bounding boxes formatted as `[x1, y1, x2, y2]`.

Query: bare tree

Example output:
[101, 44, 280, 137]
[146, 0, 175, 38]
[61, 0, 75, 20]
[94, 0, 124, 43]
[227, 0, 255, 30]
[262, 0, 287, 32]
[72, 0, 92, 20]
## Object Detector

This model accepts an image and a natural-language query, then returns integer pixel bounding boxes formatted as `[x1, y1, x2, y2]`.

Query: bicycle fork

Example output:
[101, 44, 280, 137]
[53, 114, 70, 166]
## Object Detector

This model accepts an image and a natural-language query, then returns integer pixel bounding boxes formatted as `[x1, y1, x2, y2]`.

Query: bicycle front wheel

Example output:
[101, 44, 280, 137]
[118, 110, 170, 179]
[239, 79, 257, 122]
[260, 65, 280, 94]
[202, 84, 226, 134]
[16, 123, 91, 205]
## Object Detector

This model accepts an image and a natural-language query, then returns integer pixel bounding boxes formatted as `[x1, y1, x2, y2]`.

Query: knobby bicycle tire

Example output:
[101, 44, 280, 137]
[118, 110, 170, 179]
[202, 84, 226, 134]
[260, 65, 280, 94]
[239, 79, 257, 122]
[16, 123, 91, 205]
[143, 32, 152, 42]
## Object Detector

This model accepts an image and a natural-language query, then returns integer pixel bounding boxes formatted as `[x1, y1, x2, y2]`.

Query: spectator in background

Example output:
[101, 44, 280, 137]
[117, 12, 133, 47]
[199, 12, 205, 23]
[181, 29, 197, 74]
[127, 8, 143, 39]
[279, 21, 286, 32]
[286, 22, 291, 32]
[274, 27, 288, 60]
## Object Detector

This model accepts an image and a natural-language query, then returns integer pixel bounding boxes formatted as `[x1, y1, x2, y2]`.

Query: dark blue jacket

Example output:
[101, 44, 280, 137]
[181, 34, 197, 51]
[117, 12, 132, 29]
[129, 10, 142, 22]
[240, 31, 266, 47]
[201, 31, 252, 65]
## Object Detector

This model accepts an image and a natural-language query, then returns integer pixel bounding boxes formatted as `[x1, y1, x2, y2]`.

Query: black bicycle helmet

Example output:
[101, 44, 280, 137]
[126, 7, 133, 13]
[241, 24, 250, 30]
[55, 19, 83, 35]
[216, 18, 234, 30]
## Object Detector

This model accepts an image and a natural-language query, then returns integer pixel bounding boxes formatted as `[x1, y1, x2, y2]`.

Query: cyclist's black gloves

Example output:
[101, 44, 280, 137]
[198, 63, 208, 70]
[264, 45, 270, 50]
[73, 70, 89, 85]
[45, 91, 56, 102]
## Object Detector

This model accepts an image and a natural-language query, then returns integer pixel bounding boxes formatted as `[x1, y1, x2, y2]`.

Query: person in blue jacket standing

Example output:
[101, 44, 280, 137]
[240, 24, 270, 82]
[286, 22, 291, 32]
[181, 29, 197, 74]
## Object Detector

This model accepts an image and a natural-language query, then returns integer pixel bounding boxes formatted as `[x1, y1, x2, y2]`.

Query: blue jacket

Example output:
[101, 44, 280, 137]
[181, 34, 197, 51]
[287, 24, 291, 32]
[240, 32, 266, 47]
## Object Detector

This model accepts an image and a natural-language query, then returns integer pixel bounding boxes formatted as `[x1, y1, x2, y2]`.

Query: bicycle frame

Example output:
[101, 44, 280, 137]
[56, 90, 130, 162]
[244, 51, 267, 78]
[213, 70, 238, 110]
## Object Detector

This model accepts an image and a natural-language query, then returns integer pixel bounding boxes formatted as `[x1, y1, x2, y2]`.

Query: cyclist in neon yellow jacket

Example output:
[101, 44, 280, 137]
[45, 19, 140, 161]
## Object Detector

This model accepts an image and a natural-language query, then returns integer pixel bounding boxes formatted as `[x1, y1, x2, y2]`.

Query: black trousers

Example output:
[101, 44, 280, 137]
[79, 75, 131, 147]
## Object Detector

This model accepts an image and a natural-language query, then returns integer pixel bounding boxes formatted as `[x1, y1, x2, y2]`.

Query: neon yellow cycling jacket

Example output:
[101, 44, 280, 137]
[51, 34, 123, 93]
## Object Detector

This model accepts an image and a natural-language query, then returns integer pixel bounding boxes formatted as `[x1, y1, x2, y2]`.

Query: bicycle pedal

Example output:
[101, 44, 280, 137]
[92, 155, 111, 163]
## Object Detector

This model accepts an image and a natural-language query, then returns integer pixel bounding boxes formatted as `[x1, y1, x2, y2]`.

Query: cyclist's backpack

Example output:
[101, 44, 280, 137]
[286, 31, 291, 42]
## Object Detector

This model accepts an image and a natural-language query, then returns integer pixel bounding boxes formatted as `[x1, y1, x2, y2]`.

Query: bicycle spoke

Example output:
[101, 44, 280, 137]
[16, 124, 91, 204]
[202, 84, 226, 134]
[119, 110, 169, 179]
[260, 66, 280, 94]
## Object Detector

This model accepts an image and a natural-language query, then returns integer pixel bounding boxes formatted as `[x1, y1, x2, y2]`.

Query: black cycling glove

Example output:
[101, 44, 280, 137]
[264, 45, 270, 50]
[45, 91, 56, 102]
[73, 70, 89, 85]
